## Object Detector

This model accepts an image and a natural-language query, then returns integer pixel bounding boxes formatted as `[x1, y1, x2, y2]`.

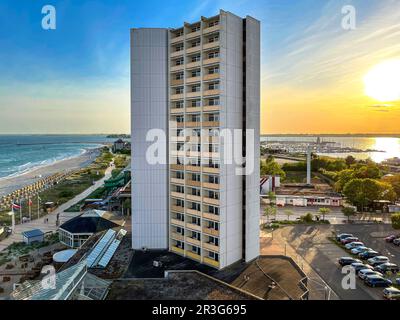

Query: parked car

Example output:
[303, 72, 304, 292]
[345, 241, 364, 250]
[364, 275, 392, 288]
[383, 287, 400, 300]
[359, 250, 379, 259]
[375, 263, 400, 274]
[336, 233, 353, 242]
[358, 269, 383, 280]
[367, 256, 390, 266]
[341, 237, 359, 245]
[393, 238, 400, 246]
[350, 262, 373, 273]
[351, 246, 371, 255]
[385, 235, 400, 243]
[339, 257, 362, 266]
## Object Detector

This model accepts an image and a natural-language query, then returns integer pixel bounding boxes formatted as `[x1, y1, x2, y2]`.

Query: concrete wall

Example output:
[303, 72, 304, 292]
[131, 28, 169, 249]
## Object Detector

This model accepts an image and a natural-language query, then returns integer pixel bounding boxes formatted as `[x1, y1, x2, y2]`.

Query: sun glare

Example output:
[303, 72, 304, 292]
[363, 59, 400, 102]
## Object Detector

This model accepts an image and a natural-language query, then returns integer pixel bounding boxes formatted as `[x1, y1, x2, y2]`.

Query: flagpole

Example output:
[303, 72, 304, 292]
[37, 195, 40, 220]
[29, 198, 32, 221]
[19, 199, 22, 224]
[11, 207, 15, 234]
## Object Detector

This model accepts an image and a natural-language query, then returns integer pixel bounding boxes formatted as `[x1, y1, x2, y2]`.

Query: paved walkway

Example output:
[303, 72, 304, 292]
[0, 164, 114, 252]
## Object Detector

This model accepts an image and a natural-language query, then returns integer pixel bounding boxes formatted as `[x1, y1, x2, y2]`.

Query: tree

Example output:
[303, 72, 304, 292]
[335, 169, 355, 192]
[267, 191, 276, 205]
[341, 206, 356, 223]
[382, 174, 400, 199]
[391, 213, 400, 230]
[284, 209, 293, 221]
[318, 207, 331, 221]
[345, 155, 356, 167]
[260, 158, 286, 179]
[264, 205, 277, 224]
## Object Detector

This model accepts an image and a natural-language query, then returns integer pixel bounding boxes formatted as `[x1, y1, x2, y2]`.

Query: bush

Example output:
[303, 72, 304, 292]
[58, 190, 74, 198]
[392, 213, 400, 230]
[300, 213, 314, 223]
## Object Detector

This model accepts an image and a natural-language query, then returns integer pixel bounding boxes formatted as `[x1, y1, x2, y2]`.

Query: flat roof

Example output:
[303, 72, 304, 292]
[22, 229, 44, 238]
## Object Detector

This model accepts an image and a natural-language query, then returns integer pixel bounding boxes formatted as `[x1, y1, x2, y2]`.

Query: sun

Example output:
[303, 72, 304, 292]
[363, 59, 400, 102]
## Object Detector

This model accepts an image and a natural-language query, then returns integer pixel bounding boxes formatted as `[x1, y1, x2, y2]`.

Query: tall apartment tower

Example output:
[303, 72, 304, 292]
[131, 10, 260, 269]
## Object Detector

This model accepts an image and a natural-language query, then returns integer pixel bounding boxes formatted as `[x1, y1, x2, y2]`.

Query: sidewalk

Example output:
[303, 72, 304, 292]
[0, 164, 114, 252]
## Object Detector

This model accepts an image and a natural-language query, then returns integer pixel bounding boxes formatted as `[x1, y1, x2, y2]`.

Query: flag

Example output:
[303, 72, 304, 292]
[28, 199, 33, 206]
[11, 203, 21, 210]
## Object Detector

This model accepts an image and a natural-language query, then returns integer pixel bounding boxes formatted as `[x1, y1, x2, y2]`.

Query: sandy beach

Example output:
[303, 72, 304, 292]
[0, 148, 101, 197]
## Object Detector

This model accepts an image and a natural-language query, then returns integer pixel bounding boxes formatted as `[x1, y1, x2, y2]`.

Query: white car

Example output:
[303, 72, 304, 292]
[351, 246, 370, 255]
[345, 242, 364, 250]
[367, 256, 389, 266]
[358, 269, 383, 280]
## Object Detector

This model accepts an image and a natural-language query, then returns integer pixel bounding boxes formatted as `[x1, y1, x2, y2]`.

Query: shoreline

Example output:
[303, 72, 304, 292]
[0, 147, 102, 198]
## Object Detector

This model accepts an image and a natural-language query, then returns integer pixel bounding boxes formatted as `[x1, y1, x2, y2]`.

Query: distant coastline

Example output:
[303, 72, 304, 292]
[261, 133, 400, 138]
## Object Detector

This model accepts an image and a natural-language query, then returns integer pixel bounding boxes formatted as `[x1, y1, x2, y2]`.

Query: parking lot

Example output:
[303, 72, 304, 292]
[268, 223, 400, 300]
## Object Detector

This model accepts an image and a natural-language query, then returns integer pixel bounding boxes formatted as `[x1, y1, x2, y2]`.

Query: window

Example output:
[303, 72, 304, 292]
[208, 82, 219, 90]
[208, 51, 219, 59]
[191, 84, 201, 92]
[208, 113, 219, 122]
[176, 185, 184, 193]
[176, 115, 184, 123]
[207, 221, 219, 230]
[191, 114, 201, 122]
[191, 25, 200, 32]
[176, 227, 184, 235]
[176, 101, 184, 108]
[176, 213, 185, 221]
[176, 171, 184, 179]
[176, 199, 184, 207]
[208, 236, 219, 246]
[176, 45, 184, 52]
[191, 202, 201, 211]
[208, 160, 220, 168]
[191, 144, 201, 152]
[191, 40, 200, 47]
[209, 144, 219, 153]
[175, 30, 184, 37]
[191, 232, 201, 241]
[208, 98, 220, 106]
[208, 175, 219, 184]
[191, 216, 201, 226]
[192, 173, 201, 182]
[191, 55, 201, 62]
[209, 206, 219, 215]
[175, 87, 184, 94]
[209, 20, 219, 27]
[192, 128, 201, 136]
[192, 246, 201, 255]
[208, 66, 219, 74]
[191, 69, 201, 77]
[208, 191, 219, 199]
[208, 251, 219, 261]
[191, 188, 201, 196]
[208, 35, 219, 43]
[175, 73, 184, 80]
[191, 99, 201, 107]
[176, 240, 184, 249]
[176, 59, 184, 66]
[208, 128, 220, 136]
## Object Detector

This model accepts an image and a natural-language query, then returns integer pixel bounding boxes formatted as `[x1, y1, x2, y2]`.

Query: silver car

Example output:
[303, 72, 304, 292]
[358, 268, 383, 280]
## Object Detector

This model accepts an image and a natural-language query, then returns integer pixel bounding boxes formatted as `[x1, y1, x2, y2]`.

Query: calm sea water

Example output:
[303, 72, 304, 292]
[0, 135, 115, 179]
[261, 136, 400, 163]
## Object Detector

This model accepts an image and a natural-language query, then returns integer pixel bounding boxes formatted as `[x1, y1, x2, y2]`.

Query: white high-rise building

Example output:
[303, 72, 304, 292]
[131, 10, 260, 269]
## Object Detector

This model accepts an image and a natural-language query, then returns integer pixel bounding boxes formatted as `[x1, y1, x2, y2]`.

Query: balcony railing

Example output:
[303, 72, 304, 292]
[202, 227, 219, 236]
[203, 41, 220, 50]
[203, 256, 219, 268]
[171, 218, 185, 227]
[203, 73, 219, 81]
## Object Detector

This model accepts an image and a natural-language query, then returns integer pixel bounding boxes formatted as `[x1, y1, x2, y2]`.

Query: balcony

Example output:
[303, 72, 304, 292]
[202, 121, 220, 127]
[203, 105, 220, 112]
[186, 61, 201, 69]
[171, 245, 184, 255]
[186, 208, 201, 217]
[203, 25, 220, 34]
[203, 41, 219, 50]
[203, 57, 220, 65]
[170, 191, 185, 199]
[203, 212, 219, 221]
[170, 108, 184, 114]
[171, 205, 184, 213]
[170, 65, 184, 72]
[185, 121, 201, 128]
[171, 177, 184, 184]
[202, 151, 219, 158]
[186, 30, 201, 39]
[202, 227, 219, 236]
[203, 256, 219, 268]
[185, 106, 201, 113]
[186, 194, 201, 202]
[203, 197, 220, 206]
[186, 223, 202, 232]
[170, 136, 186, 142]
[171, 35, 184, 44]
[186, 179, 201, 187]
[203, 89, 220, 96]
[186, 76, 201, 84]
[170, 78, 184, 86]
[186, 91, 201, 98]
[186, 237, 201, 247]
[171, 50, 184, 58]
[170, 150, 185, 157]
[186, 45, 200, 54]
[203, 73, 219, 81]
[171, 218, 185, 227]
[170, 93, 184, 100]
[186, 251, 201, 261]
[170, 164, 184, 170]
[203, 166, 219, 174]
[203, 242, 219, 252]
[185, 165, 201, 172]
[170, 232, 184, 241]
[202, 182, 219, 190]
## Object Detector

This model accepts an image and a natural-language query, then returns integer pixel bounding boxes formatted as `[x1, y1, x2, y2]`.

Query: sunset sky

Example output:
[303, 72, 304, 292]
[0, 0, 399, 134]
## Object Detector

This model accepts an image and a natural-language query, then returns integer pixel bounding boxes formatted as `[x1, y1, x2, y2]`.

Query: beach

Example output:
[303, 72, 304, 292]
[0, 148, 101, 198]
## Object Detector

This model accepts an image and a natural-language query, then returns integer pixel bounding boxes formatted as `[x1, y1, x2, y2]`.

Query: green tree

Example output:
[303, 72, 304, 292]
[267, 192, 276, 205]
[284, 209, 294, 221]
[391, 213, 400, 230]
[382, 174, 400, 199]
[335, 169, 355, 192]
[264, 205, 277, 223]
[318, 207, 331, 221]
[260, 158, 286, 179]
[341, 206, 356, 223]
[345, 155, 356, 167]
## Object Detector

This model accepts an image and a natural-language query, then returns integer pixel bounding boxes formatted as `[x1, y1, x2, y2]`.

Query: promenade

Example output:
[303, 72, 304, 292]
[0, 163, 114, 252]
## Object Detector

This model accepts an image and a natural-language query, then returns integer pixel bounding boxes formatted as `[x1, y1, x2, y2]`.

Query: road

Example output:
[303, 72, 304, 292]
[0, 163, 114, 252]
[267, 224, 399, 300]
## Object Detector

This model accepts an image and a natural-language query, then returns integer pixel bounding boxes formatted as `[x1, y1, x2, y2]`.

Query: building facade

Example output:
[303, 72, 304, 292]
[131, 10, 260, 269]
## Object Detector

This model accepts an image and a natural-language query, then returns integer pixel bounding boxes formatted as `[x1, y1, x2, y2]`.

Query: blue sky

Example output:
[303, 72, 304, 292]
[0, 0, 399, 133]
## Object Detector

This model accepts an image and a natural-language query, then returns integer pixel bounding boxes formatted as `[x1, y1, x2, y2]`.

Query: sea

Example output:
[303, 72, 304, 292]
[0, 135, 399, 181]
[0, 135, 115, 180]
[261, 136, 400, 163]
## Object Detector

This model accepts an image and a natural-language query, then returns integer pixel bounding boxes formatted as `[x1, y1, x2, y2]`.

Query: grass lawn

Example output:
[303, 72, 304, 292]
[283, 171, 324, 184]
